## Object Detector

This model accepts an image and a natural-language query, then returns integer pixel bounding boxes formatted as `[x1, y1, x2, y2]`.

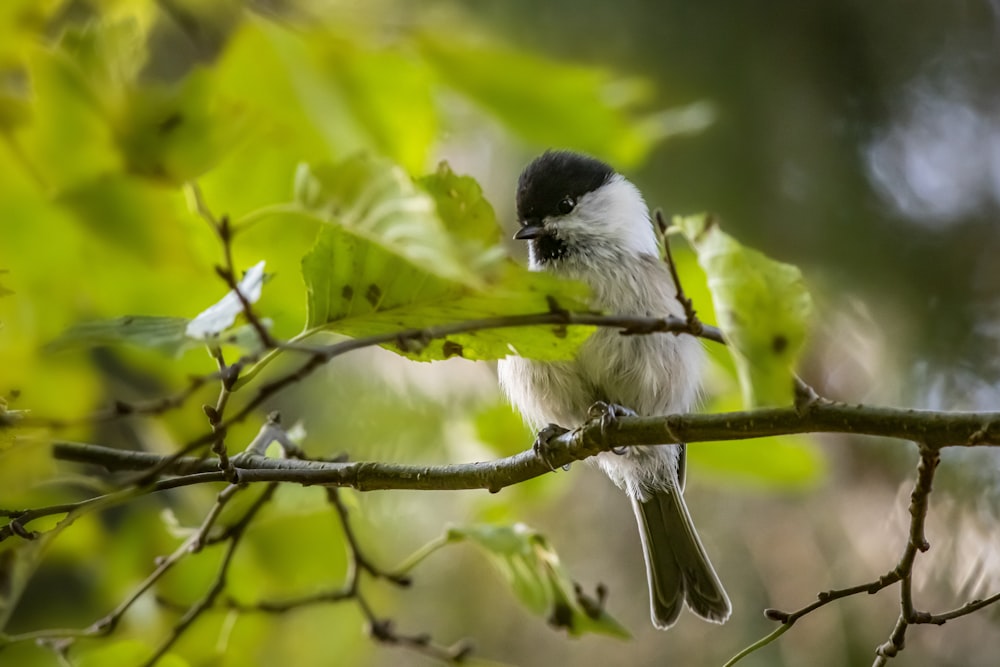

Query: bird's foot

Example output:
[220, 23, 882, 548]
[587, 401, 637, 455]
[533, 423, 570, 472]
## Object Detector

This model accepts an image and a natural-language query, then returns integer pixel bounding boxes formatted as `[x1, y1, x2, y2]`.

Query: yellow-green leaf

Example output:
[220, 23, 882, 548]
[677, 214, 813, 407]
[447, 523, 630, 638]
[420, 33, 671, 168]
[295, 156, 474, 285]
[418, 161, 503, 268]
[301, 224, 592, 362]
[47, 315, 190, 355]
[113, 68, 247, 183]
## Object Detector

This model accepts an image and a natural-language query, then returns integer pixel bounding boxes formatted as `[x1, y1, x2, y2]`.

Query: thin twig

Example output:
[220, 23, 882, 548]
[921, 591, 1000, 625]
[205, 345, 236, 480]
[7, 483, 247, 658]
[142, 483, 277, 667]
[325, 487, 470, 663]
[869, 446, 939, 665]
[188, 181, 274, 349]
[142, 451, 469, 663]
[9, 379, 212, 429]
[873, 615, 909, 666]
[655, 209, 703, 336]
[326, 488, 410, 586]
[728, 445, 944, 667]
[222, 588, 355, 613]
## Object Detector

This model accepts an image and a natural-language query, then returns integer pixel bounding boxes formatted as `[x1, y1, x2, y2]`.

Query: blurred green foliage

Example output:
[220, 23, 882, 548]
[0, 1, 827, 666]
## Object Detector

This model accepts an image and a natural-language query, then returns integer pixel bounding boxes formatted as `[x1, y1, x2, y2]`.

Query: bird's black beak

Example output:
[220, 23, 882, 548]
[513, 224, 545, 240]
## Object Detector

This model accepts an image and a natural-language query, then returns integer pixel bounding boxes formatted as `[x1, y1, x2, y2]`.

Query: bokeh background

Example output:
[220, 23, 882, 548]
[2, 1, 1000, 666]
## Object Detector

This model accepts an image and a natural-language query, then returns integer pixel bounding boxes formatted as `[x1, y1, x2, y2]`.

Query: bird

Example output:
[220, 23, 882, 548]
[496, 150, 731, 629]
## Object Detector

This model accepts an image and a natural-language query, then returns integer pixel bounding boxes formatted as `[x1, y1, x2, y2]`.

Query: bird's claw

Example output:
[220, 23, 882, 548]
[588, 402, 637, 455]
[587, 401, 637, 435]
[533, 423, 570, 472]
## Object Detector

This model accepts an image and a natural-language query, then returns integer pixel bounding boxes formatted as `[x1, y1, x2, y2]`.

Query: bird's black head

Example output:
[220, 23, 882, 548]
[515, 151, 615, 263]
[516, 151, 615, 222]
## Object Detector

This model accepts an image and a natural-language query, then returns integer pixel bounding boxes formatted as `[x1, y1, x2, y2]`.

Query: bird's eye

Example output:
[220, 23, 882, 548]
[557, 197, 576, 215]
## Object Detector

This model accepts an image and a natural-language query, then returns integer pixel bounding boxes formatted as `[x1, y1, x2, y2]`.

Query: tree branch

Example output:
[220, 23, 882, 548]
[46, 404, 1000, 500]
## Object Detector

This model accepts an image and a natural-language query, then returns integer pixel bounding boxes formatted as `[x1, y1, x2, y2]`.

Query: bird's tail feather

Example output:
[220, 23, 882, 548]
[631, 490, 731, 628]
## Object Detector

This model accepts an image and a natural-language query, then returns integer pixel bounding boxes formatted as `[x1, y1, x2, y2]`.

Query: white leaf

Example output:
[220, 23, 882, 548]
[186, 261, 266, 339]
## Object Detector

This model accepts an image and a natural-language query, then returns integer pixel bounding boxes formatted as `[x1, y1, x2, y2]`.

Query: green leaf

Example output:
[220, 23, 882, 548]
[294, 156, 474, 285]
[301, 226, 592, 362]
[56, 12, 148, 92]
[48, 261, 269, 354]
[217, 22, 438, 173]
[418, 161, 502, 252]
[447, 523, 630, 638]
[418, 161, 507, 273]
[113, 68, 247, 183]
[0, 1, 58, 69]
[297, 157, 592, 361]
[676, 214, 813, 407]
[47, 315, 190, 355]
[315, 37, 437, 172]
[20, 42, 120, 191]
[419, 33, 681, 167]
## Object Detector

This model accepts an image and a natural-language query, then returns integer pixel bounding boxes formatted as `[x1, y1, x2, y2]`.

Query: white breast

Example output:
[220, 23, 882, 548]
[496, 251, 704, 499]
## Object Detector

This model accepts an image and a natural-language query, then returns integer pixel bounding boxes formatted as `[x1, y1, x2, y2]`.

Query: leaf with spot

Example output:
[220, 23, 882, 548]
[418, 161, 505, 270]
[301, 224, 592, 361]
[397, 524, 628, 638]
[298, 157, 592, 361]
[446, 524, 630, 638]
[676, 214, 813, 407]
[113, 68, 249, 184]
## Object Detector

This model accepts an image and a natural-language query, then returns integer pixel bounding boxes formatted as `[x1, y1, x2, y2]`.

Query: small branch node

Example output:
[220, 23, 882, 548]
[217, 214, 232, 241]
[202, 404, 220, 425]
[875, 641, 899, 658]
[573, 581, 609, 620]
[764, 608, 790, 623]
[10, 520, 38, 540]
[545, 295, 568, 318]
[793, 378, 823, 415]
[368, 618, 395, 642]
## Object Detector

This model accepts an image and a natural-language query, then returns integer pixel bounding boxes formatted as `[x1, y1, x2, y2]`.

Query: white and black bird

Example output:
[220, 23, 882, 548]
[497, 150, 731, 629]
